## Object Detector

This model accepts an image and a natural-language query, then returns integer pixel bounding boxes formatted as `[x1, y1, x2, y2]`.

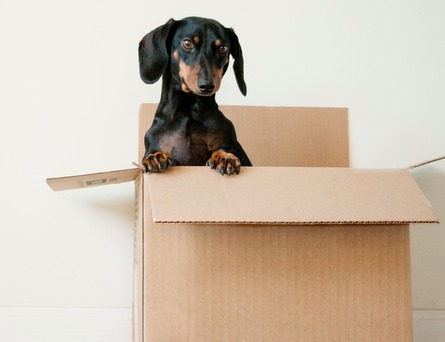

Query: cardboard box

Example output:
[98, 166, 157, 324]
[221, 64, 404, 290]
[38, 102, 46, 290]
[47, 104, 437, 341]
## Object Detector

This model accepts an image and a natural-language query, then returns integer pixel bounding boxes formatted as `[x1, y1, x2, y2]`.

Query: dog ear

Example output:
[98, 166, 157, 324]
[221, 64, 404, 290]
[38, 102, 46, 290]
[228, 28, 247, 96]
[138, 18, 176, 84]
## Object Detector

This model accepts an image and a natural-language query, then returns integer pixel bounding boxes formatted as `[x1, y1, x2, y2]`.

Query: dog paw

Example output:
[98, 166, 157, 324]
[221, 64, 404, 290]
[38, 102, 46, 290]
[206, 150, 241, 176]
[142, 152, 175, 173]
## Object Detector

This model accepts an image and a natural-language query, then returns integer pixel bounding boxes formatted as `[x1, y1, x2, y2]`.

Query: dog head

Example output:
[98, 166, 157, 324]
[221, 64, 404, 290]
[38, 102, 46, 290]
[139, 16, 247, 96]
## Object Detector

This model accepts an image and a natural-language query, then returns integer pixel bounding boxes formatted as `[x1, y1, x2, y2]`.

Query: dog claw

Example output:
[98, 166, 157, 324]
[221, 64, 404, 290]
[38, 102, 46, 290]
[207, 150, 241, 176]
[206, 160, 214, 169]
[142, 152, 174, 173]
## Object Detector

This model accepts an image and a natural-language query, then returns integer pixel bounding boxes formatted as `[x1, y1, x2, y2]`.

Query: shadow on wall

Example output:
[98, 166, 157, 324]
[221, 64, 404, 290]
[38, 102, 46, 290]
[68, 182, 136, 228]
[410, 162, 445, 309]
[411, 164, 445, 223]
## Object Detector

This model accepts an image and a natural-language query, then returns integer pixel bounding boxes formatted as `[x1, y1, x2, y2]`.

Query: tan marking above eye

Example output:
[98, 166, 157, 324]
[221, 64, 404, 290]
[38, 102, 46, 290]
[173, 50, 179, 61]
[193, 36, 200, 44]
[215, 39, 222, 47]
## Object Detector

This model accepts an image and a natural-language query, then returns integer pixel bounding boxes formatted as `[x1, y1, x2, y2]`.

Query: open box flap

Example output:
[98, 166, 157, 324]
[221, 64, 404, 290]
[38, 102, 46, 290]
[146, 166, 438, 225]
[139, 104, 350, 167]
[46, 168, 140, 191]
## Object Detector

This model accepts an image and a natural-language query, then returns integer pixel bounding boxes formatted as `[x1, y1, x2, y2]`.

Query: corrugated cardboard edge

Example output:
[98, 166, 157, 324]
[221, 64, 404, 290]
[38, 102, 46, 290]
[133, 172, 144, 342]
[46, 168, 140, 191]
[149, 219, 437, 225]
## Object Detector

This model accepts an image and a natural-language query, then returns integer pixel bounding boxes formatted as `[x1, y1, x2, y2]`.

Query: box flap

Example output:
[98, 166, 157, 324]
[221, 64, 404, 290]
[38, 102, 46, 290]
[46, 168, 140, 191]
[408, 155, 445, 169]
[146, 166, 438, 225]
[139, 104, 350, 167]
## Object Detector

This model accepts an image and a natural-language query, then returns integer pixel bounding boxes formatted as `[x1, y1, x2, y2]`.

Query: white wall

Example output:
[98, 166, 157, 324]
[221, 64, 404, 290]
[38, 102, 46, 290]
[1, 0, 444, 337]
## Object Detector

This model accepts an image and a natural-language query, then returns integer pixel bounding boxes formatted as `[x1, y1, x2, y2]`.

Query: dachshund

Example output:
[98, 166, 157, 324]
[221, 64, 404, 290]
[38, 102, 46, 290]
[138, 16, 251, 175]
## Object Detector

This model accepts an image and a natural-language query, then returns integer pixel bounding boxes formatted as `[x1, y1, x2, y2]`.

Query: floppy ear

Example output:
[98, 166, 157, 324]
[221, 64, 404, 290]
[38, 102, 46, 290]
[228, 28, 247, 96]
[138, 18, 176, 84]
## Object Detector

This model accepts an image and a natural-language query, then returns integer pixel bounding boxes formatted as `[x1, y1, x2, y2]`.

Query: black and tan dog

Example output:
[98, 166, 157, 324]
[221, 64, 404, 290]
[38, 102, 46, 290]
[138, 16, 251, 175]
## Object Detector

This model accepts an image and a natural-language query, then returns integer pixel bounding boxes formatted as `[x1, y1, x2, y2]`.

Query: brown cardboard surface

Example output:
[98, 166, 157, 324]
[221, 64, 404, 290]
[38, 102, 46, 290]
[143, 187, 413, 341]
[146, 166, 437, 225]
[138, 103, 349, 167]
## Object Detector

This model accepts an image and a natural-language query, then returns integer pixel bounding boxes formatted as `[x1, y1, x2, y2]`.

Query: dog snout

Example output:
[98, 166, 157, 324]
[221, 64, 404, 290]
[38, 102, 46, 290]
[198, 80, 215, 94]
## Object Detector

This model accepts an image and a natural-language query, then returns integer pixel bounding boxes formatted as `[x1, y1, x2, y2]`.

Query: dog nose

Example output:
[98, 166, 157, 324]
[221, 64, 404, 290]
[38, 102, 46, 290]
[198, 81, 215, 94]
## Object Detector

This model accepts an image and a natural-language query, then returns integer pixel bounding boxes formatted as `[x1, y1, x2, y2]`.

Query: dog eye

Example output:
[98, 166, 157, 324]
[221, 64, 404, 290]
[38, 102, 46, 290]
[217, 45, 228, 55]
[182, 39, 193, 50]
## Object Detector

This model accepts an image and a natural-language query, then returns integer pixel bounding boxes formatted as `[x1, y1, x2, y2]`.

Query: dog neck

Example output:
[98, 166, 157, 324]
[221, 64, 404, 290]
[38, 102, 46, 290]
[158, 76, 219, 121]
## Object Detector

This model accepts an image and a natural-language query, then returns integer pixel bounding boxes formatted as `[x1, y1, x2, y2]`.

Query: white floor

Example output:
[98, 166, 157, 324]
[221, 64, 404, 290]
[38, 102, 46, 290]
[0, 308, 132, 342]
[413, 310, 445, 342]
[0, 308, 444, 342]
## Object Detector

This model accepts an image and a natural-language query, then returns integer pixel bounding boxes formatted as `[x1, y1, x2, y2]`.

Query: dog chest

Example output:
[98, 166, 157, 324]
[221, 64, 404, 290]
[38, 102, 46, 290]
[158, 120, 211, 166]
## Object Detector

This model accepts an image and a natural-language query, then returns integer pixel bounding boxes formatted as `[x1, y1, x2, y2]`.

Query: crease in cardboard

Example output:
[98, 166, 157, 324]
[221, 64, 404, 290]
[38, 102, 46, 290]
[150, 219, 437, 225]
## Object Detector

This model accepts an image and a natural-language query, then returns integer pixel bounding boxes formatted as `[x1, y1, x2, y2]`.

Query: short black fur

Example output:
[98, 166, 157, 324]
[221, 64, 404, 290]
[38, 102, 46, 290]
[138, 16, 251, 175]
